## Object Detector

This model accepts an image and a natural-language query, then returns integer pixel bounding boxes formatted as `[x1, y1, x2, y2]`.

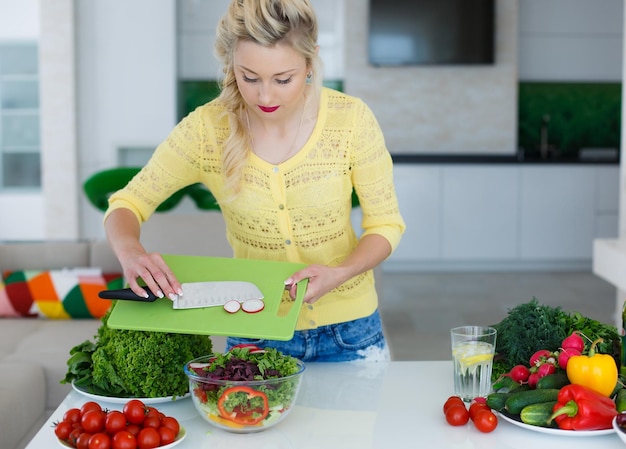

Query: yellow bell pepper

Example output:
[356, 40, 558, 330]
[566, 338, 618, 397]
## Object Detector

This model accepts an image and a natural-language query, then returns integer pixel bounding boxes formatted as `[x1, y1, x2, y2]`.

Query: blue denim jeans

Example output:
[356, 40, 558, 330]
[225, 309, 390, 362]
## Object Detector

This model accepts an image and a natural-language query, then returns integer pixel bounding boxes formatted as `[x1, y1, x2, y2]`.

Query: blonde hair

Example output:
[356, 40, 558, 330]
[214, 0, 323, 197]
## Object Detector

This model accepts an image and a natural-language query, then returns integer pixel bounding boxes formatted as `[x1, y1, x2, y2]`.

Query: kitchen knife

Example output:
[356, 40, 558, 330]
[98, 281, 264, 309]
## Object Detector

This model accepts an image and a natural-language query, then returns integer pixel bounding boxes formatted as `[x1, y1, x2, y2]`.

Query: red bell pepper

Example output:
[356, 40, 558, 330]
[549, 384, 617, 430]
[217, 386, 269, 425]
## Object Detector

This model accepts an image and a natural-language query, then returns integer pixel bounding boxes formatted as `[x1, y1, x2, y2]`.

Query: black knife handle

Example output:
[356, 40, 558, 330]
[98, 286, 158, 302]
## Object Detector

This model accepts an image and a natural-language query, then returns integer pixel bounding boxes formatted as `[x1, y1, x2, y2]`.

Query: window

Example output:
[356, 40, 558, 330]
[0, 42, 40, 188]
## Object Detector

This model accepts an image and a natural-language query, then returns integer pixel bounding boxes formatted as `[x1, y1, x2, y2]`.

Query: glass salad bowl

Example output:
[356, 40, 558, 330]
[184, 347, 305, 433]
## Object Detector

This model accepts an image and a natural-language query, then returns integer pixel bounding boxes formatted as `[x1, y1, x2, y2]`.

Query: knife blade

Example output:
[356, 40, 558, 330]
[98, 281, 264, 309]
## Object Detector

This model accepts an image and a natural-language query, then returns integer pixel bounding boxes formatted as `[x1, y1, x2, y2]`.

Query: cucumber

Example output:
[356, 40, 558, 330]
[486, 385, 531, 412]
[486, 393, 510, 412]
[520, 401, 559, 428]
[504, 389, 561, 415]
[536, 372, 570, 390]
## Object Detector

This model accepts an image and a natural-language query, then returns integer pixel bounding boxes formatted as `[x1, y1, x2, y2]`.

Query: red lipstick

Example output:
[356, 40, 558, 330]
[258, 105, 279, 113]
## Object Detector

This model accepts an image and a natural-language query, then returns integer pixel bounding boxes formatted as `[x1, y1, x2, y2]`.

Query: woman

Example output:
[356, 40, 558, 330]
[104, 0, 405, 362]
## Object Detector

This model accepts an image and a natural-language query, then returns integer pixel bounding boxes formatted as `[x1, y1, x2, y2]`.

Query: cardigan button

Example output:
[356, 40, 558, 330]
[285, 239, 291, 245]
[279, 204, 284, 210]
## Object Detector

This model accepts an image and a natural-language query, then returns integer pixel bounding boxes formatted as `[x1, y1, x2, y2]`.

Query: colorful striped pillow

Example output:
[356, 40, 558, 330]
[0, 269, 123, 319]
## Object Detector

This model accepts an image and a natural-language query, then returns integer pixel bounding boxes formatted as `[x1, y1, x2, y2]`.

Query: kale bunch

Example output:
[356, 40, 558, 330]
[62, 306, 213, 398]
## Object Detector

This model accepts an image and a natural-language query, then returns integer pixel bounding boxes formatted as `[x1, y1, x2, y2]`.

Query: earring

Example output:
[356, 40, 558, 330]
[306, 71, 313, 84]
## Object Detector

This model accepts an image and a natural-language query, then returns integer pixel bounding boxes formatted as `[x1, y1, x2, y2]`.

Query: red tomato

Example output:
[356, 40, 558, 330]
[123, 400, 147, 425]
[136, 427, 160, 449]
[64, 408, 83, 425]
[126, 424, 141, 437]
[54, 420, 73, 440]
[69, 428, 84, 446]
[88, 432, 111, 449]
[473, 409, 498, 433]
[105, 411, 128, 435]
[81, 401, 103, 415]
[82, 410, 106, 434]
[443, 396, 465, 414]
[445, 404, 470, 426]
[142, 416, 161, 429]
[157, 426, 176, 446]
[160, 416, 180, 436]
[145, 407, 160, 420]
[111, 430, 137, 449]
[76, 432, 93, 449]
[469, 402, 490, 421]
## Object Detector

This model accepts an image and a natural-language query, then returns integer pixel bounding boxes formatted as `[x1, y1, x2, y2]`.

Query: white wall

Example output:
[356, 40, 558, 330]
[76, 0, 178, 240]
[0, 0, 38, 39]
[518, 0, 623, 81]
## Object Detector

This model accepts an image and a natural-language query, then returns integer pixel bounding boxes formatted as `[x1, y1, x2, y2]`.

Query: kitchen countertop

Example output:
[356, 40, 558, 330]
[26, 361, 623, 449]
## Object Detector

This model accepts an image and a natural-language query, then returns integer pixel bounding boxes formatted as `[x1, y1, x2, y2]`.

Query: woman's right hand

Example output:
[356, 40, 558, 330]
[119, 249, 183, 300]
[104, 208, 183, 300]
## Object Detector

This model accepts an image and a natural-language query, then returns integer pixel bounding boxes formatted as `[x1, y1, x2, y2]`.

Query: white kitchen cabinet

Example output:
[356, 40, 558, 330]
[391, 164, 442, 262]
[442, 166, 519, 260]
[385, 164, 619, 271]
[519, 166, 596, 260]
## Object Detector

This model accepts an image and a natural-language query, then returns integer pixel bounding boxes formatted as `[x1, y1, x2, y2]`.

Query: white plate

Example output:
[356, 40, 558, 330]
[58, 426, 187, 448]
[71, 380, 190, 404]
[497, 411, 615, 436]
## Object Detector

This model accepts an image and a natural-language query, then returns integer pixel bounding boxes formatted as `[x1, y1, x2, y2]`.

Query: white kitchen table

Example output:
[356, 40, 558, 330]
[26, 361, 623, 449]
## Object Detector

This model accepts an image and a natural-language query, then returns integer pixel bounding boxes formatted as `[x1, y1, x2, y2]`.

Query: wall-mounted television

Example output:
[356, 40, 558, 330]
[368, 0, 495, 66]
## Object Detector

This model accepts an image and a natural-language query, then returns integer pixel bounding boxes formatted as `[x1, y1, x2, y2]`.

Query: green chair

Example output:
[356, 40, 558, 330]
[83, 167, 220, 213]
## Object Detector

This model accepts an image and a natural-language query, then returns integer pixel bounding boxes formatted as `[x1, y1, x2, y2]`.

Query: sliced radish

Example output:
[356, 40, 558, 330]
[223, 299, 241, 314]
[242, 298, 265, 313]
[188, 362, 212, 374]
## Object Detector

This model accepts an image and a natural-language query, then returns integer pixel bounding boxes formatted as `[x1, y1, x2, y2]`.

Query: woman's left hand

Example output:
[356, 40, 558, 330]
[284, 264, 348, 304]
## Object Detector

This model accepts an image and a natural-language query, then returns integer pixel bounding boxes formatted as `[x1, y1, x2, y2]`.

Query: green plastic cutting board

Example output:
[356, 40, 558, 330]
[106, 255, 308, 340]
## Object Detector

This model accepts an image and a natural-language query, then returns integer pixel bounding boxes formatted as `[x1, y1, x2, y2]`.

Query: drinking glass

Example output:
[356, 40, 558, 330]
[450, 326, 497, 401]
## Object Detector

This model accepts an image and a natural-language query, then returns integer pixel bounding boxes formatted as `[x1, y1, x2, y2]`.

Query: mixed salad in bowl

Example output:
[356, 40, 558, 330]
[184, 345, 305, 433]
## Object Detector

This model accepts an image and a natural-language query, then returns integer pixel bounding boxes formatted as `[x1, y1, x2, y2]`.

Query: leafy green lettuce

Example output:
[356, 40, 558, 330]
[62, 305, 213, 398]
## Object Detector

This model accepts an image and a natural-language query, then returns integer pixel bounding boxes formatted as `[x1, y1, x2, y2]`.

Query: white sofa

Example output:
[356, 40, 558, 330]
[0, 213, 230, 449]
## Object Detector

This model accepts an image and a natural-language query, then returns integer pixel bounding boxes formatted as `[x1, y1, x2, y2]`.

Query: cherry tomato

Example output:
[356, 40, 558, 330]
[123, 400, 147, 425]
[82, 410, 106, 434]
[157, 426, 176, 446]
[126, 424, 141, 437]
[469, 402, 490, 421]
[64, 408, 83, 425]
[445, 404, 470, 426]
[111, 430, 137, 449]
[81, 401, 103, 416]
[136, 427, 160, 449]
[142, 416, 161, 429]
[105, 411, 128, 435]
[145, 407, 160, 420]
[69, 427, 84, 446]
[160, 416, 180, 436]
[473, 409, 498, 433]
[443, 396, 465, 414]
[76, 432, 93, 449]
[54, 420, 73, 440]
[89, 432, 111, 449]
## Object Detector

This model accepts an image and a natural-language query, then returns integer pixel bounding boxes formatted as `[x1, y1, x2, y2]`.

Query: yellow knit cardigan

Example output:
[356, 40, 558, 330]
[106, 88, 405, 330]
